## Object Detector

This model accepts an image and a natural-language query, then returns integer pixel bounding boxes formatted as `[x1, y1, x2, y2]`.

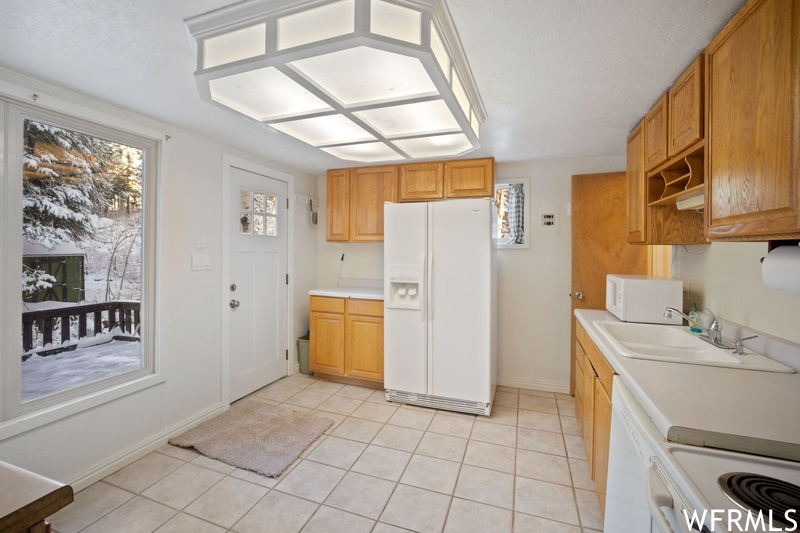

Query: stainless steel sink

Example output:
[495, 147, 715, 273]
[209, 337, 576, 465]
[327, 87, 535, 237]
[593, 321, 795, 373]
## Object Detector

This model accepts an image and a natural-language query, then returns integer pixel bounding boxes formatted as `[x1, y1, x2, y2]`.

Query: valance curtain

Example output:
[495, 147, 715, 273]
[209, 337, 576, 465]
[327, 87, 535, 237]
[507, 183, 524, 244]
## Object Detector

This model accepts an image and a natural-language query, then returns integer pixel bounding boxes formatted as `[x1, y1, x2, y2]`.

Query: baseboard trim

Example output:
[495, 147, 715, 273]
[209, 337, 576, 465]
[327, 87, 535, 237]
[68, 402, 226, 492]
[497, 375, 570, 395]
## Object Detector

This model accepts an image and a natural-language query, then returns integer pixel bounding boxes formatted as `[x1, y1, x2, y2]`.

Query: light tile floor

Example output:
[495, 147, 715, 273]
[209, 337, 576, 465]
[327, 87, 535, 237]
[49, 375, 603, 533]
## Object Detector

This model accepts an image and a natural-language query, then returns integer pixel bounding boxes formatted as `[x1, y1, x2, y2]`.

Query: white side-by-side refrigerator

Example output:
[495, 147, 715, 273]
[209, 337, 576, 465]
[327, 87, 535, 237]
[384, 198, 497, 416]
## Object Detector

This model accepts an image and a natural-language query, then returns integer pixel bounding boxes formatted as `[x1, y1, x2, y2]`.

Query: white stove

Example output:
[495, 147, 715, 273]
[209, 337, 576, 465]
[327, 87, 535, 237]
[653, 442, 800, 532]
[604, 376, 800, 533]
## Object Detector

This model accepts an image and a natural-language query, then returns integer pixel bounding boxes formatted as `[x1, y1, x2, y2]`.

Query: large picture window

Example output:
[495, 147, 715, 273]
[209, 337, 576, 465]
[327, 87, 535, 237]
[3, 102, 159, 418]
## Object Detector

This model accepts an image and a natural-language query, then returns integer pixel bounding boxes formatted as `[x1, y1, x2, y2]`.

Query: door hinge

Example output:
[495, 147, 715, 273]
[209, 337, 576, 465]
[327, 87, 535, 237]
[286, 274, 289, 285]
[285, 349, 288, 360]
[286, 198, 289, 209]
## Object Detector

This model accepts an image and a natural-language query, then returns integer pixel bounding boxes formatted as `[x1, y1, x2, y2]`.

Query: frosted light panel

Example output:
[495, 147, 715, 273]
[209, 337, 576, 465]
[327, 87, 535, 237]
[354, 100, 460, 137]
[203, 24, 266, 69]
[209, 67, 332, 121]
[371, 0, 421, 44]
[430, 23, 450, 81]
[277, 0, 354, 50]
[393, 133, 473, 158]
[290, 46, 438, 106]
[451, 72, 471, 118]
[322, 142, 404, 162]
[271, 115, 375, 146]
[471, 110, 480, 138]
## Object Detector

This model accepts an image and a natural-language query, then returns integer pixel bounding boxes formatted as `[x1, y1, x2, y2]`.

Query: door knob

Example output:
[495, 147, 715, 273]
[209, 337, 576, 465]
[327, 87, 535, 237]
[229, 299, 240, 308]
[571, 292, 583, 300]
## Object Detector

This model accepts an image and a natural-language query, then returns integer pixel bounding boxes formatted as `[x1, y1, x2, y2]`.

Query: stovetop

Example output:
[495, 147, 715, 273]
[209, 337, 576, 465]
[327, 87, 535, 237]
[657, 443, 800, 526]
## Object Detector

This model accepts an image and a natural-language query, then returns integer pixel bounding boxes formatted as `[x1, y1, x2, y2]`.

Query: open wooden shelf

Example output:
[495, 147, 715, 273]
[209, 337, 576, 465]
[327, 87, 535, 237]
[647, 141, 704, 207]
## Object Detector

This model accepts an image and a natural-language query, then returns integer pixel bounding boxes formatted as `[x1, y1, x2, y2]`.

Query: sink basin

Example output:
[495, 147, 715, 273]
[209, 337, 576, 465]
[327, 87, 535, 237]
[593, 321, 795, 373]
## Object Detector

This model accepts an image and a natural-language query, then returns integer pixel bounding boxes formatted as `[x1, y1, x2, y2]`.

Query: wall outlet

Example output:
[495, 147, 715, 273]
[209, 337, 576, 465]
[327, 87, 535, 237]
[191, 253, 211, 271]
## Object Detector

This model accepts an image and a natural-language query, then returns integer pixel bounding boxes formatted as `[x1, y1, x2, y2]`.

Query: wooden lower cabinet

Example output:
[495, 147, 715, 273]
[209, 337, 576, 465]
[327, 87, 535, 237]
[310, 296, 384, 386]
[574, 321, 615, 515]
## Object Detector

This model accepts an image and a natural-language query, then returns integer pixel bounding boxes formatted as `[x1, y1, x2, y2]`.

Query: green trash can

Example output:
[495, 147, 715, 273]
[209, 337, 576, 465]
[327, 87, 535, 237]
[297, 333, 311, 375]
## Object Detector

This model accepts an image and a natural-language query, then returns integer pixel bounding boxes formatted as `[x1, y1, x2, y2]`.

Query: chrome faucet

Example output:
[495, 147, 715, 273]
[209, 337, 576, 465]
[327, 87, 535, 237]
[663, 307, 734, 349]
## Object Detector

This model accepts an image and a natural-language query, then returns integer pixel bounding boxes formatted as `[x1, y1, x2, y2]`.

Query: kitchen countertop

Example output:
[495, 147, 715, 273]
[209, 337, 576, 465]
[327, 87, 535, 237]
[309, 287, 384, 300]
[0, 460, 73, 531]
[575, 309, 800, 462]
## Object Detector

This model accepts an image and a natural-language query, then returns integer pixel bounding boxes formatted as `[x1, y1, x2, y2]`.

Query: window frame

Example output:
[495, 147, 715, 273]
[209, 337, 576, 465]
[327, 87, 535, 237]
[493, 177, 531, 249]
[1, 98, 162, 425]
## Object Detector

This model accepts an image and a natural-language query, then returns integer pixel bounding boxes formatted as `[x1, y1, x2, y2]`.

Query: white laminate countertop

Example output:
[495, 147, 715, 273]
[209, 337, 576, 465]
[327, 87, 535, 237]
[309, 287, 384, 300]
[575, 309, 800, 461]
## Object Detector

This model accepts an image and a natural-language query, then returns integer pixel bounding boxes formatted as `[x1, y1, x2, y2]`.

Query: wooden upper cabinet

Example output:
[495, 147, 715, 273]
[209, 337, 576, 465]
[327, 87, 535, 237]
[399, 162, 444, 202]
[326, 169, 350, 241]
[706, 0, 800, 239]
[644, 94, 669, 171]
[668, 56, 704, 156]
[350, 166, 398, 241]
[626, 120, 647, 244]
[444, 158, 494, 198]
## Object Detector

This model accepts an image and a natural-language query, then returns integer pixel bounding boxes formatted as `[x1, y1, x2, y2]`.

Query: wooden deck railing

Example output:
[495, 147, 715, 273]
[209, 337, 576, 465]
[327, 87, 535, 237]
[22, 301, 140, 352]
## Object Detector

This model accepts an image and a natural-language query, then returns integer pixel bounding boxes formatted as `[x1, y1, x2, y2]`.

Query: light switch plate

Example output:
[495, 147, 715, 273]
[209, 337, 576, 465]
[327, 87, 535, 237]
[191, 253, 211, 271]
[537, 204, 560, 237]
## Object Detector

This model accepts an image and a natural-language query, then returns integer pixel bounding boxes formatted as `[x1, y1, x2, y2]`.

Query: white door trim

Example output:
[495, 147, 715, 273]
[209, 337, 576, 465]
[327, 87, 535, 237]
[220, 154, 295, 408]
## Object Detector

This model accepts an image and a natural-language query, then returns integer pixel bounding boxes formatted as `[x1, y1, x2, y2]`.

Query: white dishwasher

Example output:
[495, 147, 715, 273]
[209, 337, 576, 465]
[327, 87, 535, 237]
[604, 376, 689, 533]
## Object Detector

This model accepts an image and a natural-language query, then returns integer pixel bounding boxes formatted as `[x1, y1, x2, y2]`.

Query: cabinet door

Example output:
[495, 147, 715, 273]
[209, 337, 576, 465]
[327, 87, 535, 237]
[626, 120, 647, 243]
[706, 0, 800, 239]
[350, 166, 399, 241]
[326, 169, 350, 241]
[310, 311, 345, 375]
[444, 158, 494, 198]
[345, 315, 384, 382]
[399, 163, 444, 201]
[668, 55, 704, 156]
[574, 341, 586, 436]
[582, 353, 595, 474]
[593, 377, 612, 515]
[644, 94, 669, 171]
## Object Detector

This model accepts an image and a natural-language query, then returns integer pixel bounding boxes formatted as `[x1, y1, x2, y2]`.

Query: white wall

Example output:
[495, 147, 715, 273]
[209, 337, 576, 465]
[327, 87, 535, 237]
[494, 158, 625, 392]
[0, 69, 318, 487]
[676, 242, 800, 344]
[314, 157, 625, 394]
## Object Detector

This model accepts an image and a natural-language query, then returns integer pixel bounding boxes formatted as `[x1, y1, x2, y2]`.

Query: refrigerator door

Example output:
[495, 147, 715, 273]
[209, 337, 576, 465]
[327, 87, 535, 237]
[430, 198, 492, 403]
[384, 202, 428, 394]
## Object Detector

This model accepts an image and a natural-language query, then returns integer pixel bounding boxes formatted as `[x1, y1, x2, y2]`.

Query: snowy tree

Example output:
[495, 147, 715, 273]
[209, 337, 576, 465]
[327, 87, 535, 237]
[22, 119, 142, 250]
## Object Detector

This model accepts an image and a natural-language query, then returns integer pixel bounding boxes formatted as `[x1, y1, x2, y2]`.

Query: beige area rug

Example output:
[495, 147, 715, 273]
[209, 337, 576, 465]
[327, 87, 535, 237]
[169, 401, 333, 477]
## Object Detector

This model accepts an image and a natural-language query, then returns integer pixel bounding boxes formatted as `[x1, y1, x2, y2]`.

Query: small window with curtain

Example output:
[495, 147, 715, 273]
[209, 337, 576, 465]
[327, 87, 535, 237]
[493, 177, 530, 249]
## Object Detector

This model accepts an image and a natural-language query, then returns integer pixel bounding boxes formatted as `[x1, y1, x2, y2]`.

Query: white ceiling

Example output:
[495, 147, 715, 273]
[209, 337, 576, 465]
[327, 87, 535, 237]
[0, 0, 745, 176]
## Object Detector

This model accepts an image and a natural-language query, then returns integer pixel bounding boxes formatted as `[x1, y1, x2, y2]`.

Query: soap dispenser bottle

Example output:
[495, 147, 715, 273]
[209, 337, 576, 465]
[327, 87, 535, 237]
[688, 302, 702, 333]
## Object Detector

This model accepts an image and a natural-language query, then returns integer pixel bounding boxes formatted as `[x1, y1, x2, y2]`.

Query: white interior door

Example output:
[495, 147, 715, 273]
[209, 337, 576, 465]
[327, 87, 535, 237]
[229, 166, 287, 401]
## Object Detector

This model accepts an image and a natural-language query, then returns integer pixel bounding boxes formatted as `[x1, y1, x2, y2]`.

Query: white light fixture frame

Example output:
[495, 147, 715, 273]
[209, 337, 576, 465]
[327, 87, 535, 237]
[185, 0, 486, 163]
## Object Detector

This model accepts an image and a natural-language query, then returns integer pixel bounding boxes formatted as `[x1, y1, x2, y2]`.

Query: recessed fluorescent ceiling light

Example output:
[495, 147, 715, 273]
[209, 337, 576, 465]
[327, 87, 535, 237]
[185, 0, 486, 162]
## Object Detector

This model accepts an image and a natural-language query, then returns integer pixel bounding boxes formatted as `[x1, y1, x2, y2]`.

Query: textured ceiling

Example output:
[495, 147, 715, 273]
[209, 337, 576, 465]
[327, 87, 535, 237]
[0, 0, 745, 175]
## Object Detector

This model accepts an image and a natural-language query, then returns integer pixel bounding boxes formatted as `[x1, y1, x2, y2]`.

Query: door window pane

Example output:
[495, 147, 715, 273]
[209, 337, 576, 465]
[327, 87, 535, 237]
[21, 119, 144, 401]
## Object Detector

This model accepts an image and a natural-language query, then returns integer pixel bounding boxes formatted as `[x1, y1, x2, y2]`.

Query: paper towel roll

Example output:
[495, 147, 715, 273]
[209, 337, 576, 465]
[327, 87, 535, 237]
[762, 245, 800, 292]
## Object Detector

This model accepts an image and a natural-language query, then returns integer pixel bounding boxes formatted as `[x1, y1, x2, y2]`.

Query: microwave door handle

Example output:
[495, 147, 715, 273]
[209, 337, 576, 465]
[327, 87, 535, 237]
[647, 466, 677, 533]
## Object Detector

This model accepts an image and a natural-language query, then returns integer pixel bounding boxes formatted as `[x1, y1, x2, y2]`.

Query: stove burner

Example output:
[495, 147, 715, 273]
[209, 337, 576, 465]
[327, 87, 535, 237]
[718, 472, 800, 527]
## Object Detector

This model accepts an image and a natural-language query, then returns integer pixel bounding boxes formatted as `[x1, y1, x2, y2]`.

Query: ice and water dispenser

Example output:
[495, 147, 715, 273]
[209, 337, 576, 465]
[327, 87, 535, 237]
[387, 266, 422, 309]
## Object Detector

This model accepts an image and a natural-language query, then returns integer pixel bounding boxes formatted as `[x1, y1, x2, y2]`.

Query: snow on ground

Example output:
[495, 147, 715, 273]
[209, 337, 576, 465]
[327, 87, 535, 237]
[22, 340, 141, 402]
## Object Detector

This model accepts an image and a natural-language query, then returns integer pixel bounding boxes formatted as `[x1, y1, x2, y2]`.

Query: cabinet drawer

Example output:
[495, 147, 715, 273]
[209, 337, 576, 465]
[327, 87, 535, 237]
[585, 337, 615, 395]
[310, 296, 345, 314]
[347, 299, 384, 317]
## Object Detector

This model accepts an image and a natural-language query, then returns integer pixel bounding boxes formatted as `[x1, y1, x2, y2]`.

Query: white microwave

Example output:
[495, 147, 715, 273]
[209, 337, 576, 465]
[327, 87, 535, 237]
[606, 274, 683, 324]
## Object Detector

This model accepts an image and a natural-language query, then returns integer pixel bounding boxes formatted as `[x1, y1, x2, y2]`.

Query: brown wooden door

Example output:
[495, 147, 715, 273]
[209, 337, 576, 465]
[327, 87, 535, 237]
[444, 158, 494, 198]
[571, 172, 647, 393]
[706, 0, 800, 239]
[626, 120, 647, 243]
[350, 166, 398, 241]
[326, 169, 350, 242]
[644, 94, 669, 171]
[399, 162, 444, 202]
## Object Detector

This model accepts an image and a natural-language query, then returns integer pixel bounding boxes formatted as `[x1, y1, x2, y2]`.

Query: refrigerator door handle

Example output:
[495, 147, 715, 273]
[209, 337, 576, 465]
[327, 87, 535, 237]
[420, 253, 427, 323]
